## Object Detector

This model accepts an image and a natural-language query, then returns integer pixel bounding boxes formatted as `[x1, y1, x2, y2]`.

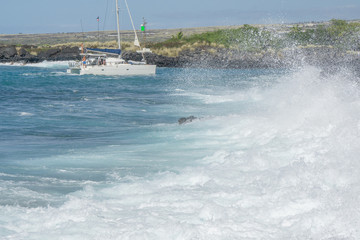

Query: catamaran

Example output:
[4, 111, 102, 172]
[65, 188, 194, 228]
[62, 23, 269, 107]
[67, 0, 156, 76]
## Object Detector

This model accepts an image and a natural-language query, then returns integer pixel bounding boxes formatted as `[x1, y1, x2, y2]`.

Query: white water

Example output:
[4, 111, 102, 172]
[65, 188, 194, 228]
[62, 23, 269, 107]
[0, 61, 70, 68]
[1, 66, 360, 239]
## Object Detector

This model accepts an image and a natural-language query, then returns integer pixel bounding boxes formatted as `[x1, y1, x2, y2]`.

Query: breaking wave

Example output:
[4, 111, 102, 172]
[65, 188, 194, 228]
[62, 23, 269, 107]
[1, 66, 360, 239]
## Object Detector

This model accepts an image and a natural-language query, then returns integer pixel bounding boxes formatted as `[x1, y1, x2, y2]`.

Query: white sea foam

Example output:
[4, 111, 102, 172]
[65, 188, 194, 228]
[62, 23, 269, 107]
[0, 60, 70, 68]
[174, 91, 236, 104]
[18, 112, 34, 116]
[26, 61, 70, 68]
[1, 66, 360, 239]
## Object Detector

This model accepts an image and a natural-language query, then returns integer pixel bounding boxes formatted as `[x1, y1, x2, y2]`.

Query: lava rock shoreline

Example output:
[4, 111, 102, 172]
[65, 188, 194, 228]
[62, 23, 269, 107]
[1, 44, 360, 74]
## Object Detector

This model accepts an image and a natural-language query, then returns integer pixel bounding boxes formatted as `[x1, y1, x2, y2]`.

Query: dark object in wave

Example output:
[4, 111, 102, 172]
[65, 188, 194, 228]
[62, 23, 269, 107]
[178, 116, 197, 125]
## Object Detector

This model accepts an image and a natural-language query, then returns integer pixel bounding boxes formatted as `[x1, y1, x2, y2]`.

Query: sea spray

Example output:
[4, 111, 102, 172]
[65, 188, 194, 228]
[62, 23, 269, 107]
[1, 65, 360, 239]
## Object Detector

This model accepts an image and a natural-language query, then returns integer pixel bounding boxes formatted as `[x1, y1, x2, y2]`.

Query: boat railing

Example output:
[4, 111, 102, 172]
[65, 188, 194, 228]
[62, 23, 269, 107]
[68, 61, 81, 68]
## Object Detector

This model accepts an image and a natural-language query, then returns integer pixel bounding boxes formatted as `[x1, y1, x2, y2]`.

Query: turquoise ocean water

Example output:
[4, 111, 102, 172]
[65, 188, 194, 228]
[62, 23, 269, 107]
[1, 62, 360, 239]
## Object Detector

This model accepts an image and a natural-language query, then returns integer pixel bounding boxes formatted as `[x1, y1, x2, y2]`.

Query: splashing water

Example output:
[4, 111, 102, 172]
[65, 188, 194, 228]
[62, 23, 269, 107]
[0, 64, 360, 239]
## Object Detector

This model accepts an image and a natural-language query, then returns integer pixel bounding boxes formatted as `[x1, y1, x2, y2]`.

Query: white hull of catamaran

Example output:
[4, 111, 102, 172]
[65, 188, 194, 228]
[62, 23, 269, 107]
[68, 64, 156, 76]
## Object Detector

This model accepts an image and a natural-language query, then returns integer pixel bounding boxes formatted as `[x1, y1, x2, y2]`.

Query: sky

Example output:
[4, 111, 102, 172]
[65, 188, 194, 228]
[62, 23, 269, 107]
[0, 0, 359, 34]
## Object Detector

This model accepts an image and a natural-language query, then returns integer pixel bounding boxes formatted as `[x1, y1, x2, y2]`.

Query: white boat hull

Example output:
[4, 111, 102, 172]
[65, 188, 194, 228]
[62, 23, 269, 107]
[68, 63, 156, 76]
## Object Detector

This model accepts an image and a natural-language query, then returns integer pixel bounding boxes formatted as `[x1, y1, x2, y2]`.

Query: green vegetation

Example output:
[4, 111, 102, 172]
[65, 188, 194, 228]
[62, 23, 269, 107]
[146, 19, 360, 56]
[175, 31, 183, 40]
[287, 19, 360, 50]
[149, 24, 276, 51]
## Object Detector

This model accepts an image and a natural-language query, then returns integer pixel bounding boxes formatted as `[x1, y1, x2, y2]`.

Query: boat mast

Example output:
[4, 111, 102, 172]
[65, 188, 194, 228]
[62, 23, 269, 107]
[115, 0, 121, 55]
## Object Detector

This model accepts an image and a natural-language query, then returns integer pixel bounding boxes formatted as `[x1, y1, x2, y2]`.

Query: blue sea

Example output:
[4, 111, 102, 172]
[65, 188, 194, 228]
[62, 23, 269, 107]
[1, 62, 360, 239]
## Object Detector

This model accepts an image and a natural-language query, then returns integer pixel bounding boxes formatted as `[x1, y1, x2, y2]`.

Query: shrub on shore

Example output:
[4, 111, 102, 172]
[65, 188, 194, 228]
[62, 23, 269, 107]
[287, 19, 360, 50]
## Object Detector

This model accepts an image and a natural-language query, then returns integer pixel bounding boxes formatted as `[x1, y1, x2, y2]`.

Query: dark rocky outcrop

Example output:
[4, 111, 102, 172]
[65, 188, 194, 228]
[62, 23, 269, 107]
[37, 47, 80, 61]
[37, 48, 61, 59]
[122, 51, 178, 67]
[18, 47, 29, 57]
[0, 45, 81, 63]
[55, 46, 81, 60]
[0, 44, 359, 76]
[0, 45, 17, 59]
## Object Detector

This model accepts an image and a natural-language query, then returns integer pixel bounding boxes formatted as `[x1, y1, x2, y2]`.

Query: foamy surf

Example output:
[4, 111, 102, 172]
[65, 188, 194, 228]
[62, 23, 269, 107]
[18, 112, 34, 116]
[1, 65, 360, 239]
[0, 60, 70, 68]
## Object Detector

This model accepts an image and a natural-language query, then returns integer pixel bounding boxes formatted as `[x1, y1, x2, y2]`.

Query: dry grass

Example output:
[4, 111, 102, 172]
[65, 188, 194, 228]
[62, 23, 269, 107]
[49, 40, 144, 52]
[151, 41, 226, 57]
